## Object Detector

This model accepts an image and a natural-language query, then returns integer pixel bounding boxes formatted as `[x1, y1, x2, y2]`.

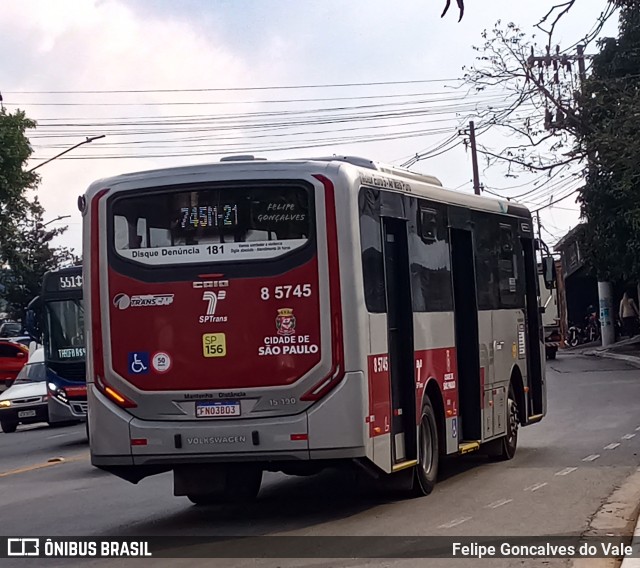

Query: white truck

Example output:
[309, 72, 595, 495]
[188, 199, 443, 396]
[539, 268, 562, 360]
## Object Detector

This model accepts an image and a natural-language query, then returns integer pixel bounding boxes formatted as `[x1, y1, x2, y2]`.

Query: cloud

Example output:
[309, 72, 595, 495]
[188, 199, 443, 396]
[2, 0, 613, 252]
[2, 0, 283, 252]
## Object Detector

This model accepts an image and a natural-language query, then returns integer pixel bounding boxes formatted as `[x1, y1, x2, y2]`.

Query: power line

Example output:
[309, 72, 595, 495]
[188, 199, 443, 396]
[531, 186, 581, 212]
[3, 78, 463, 95]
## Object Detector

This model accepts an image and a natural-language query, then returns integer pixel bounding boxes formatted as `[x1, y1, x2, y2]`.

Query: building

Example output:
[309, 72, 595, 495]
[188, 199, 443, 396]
[554, 224, 599, 329]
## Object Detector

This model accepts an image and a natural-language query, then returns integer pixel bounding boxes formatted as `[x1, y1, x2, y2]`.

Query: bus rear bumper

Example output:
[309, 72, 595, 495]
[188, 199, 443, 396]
[92, 447, 363, 468]
[89, 372, 368, 480]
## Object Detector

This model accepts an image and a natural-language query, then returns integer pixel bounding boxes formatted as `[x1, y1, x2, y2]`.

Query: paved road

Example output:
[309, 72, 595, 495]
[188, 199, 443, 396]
[2, 354, 640, 567]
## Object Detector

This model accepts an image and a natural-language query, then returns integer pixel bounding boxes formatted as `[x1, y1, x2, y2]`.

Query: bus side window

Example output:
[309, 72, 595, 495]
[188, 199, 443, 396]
[473, 213, 499, 310]
[409, 201, 453, 312]
[359, 188, 386, 313]
[498, 224, 525, 308]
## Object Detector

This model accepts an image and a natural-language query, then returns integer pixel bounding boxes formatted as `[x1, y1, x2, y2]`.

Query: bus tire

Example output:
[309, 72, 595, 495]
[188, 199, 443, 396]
[487, 386, 518, 461]
[414, 397, 439, 495]
[187, 466, 263, 505]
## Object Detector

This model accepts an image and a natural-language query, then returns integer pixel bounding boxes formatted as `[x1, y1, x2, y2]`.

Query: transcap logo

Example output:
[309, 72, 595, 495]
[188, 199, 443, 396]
[113, 293, 174, 310]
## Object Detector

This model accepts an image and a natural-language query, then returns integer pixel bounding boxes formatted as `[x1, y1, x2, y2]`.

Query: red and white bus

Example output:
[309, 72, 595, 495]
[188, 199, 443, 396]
[82, 155, 548, 503]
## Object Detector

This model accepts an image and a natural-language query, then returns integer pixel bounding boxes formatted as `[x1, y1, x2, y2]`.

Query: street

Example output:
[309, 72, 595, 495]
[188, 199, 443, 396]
[2, 353, 640, 567]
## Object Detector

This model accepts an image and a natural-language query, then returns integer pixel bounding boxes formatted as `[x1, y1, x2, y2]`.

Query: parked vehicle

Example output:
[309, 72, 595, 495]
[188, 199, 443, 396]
[0, 339, 29, 389]
[566, 309, 600, 347]
[6, 336, 33, 348]
[0, 348, 49, 433]
[538, 261, 561, 360]
[0, 321, 22, 338]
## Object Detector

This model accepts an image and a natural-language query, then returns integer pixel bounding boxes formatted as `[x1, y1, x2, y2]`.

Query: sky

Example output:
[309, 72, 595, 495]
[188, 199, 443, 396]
[1, 0, 619, 254]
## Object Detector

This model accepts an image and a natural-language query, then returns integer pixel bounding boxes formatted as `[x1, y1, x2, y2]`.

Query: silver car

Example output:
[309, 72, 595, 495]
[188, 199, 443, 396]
[0, 348, 49, 433]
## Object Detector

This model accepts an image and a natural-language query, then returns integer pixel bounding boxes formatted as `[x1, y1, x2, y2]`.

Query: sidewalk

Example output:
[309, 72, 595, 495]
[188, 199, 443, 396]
[577, 336, 640, 369]
[621, 520, 640, 567]
[574, 336, 640, 566]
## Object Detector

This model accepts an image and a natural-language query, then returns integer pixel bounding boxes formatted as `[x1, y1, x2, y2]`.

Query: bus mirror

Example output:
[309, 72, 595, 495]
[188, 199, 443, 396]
[542, 256, 556, 290]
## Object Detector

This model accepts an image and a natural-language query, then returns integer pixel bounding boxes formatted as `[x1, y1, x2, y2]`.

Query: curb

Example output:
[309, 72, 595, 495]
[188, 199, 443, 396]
[621, 520, 640, 567]
[570, 468, 640, 568]
[583, 350, 640, 369]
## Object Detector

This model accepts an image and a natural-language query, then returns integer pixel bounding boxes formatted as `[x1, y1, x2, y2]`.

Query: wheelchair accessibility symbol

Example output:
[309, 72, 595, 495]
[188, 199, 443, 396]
[128, 352, 149, 375]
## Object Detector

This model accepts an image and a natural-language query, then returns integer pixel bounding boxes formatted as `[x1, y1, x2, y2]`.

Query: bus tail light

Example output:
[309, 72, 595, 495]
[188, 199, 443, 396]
[300, 174, 345, 403]
[290, 433, 308, 441]
[300, 366, 344, 401]
[131, 438, 147, 446]
[95, 375, 137, 408]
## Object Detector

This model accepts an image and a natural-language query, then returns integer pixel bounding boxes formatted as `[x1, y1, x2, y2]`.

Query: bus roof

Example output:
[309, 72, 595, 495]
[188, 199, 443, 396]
[83, 155, 531, 219]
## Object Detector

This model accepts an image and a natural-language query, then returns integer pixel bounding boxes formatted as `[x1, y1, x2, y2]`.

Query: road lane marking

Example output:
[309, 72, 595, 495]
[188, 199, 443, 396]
[622, 434, 636, 440]
[582, 454, 600, 462]
[439, 516, 472, 528]
[555, 467, 578, 476]
[0, 453, 89, 478]
[525, 482, 548, 492]
[604, 443, 621, 450]
[635, 426, 640, 432]
[486, 499, 512, 509]
[46, 433, 73, 439]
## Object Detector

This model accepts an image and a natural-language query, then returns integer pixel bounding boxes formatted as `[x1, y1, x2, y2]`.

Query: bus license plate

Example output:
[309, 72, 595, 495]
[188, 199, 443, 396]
[195, 401, 240, 418]
[18, 410, 36, 418]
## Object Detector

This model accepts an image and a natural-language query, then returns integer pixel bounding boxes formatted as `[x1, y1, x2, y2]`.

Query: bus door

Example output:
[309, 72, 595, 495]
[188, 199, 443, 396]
[520, 234, 545, 418]
[449, 224, 482, 442]
[382, 217, 417, 465]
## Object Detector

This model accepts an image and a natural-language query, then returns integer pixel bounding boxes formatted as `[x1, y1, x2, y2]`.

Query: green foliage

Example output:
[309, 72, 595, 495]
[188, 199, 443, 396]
[578, 2, 640, 281]
[0, 108, 39, 262]
[0, 198, 79, 318]
[0, 108, 78, 318]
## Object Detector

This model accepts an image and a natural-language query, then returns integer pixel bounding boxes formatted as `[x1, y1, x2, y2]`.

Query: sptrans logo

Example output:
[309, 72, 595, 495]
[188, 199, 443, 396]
[112, 293, 174, 310]
[199, 291, 227, 323]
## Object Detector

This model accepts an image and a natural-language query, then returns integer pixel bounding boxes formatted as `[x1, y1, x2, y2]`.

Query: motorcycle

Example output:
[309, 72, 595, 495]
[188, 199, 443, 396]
[566, 311, 600, 347]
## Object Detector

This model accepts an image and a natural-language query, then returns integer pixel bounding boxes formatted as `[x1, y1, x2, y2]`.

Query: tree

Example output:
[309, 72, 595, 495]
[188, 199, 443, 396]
[578, 0, 640, 282]
[441, 0, 464, 21]
[0, 109, 40, 264]
[461, 1, 640, 283]
[0, 108, 78, 318]
[461, 2, 618, 177]
[0, 198, 78, 318]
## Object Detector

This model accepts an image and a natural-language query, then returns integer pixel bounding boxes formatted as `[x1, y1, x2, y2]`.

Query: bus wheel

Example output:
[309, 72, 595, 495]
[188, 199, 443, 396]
[488, 387, 519, 461]
[414, 397, 439, 495]
[186, 466, 263, 505]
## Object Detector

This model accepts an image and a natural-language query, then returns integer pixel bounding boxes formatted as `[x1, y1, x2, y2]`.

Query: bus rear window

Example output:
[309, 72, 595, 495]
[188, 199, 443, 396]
[110, 185, 311, 266]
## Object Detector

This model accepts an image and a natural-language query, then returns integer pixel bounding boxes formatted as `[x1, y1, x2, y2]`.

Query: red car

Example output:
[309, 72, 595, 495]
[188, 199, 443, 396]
[0, 340, 29, 389]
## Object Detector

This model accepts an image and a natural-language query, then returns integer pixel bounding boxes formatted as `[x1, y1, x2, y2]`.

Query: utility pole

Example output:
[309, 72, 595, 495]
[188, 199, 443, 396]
[469, 121, 481, 195]
[529, 43, 615, 346]
[576, 44, 586, 82]
[459, 121, 481, 195]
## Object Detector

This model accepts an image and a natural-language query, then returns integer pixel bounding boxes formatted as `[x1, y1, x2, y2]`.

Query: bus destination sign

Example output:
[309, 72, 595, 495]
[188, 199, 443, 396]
[49, 274, 83, 291]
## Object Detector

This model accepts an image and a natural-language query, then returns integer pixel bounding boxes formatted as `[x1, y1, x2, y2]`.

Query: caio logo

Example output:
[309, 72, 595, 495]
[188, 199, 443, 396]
[193, 280, 229, 289]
